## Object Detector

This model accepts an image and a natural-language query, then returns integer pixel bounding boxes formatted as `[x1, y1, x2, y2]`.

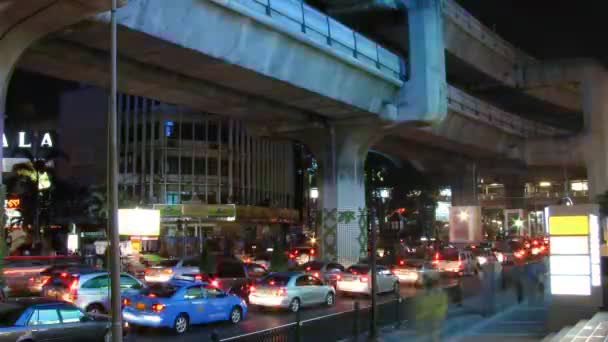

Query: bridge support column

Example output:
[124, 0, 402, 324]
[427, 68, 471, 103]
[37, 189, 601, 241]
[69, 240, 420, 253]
[399, 0, 448, 122]
[582, 70, 608, 199]
[304, 126, 378, 266]
[451, 164, 478, 206]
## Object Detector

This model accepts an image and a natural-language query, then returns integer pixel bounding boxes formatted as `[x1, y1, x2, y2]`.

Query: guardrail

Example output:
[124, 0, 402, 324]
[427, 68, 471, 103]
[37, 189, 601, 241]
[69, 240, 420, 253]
[214, 0, 406, 81]
[447, 85, 566, 138]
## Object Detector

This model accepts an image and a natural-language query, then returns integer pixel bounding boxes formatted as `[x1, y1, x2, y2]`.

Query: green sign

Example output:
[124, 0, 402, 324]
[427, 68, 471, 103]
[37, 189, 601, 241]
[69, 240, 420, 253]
[153, 204, 183, 217]
[208, 204, 236, 218]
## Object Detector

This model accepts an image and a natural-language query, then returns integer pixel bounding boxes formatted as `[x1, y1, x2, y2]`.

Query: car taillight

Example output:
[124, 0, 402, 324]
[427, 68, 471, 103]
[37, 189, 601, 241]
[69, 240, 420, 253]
[305, 266, 311, 271]
[458, 260, 462, 269]
[69, 278, 79, 300]
[360, 276, 369, 283]
[313, 272, 319, 278]
[310, 249, 315, 255]
[399, 260, 405, 266]
[276, 288, 287, 296]
[336, 274, 341, 280]
[151, 303, 165, 312]
[144, 268, 151, 275]
[122, 298, 131, 306]
[162, 268, 173, 275]
[194, 274, 203, 281]
[249, 286, 256, 293]
[60, 272, 68, 278]
[211, 279, 219, 287]
[41, 276, 51, 286]
[289, 254, 295, 259]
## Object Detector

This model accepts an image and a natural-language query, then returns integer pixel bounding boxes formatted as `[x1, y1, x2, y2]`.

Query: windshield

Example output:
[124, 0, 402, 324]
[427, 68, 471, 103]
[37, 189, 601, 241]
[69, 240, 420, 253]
[142, 283, 178, 298]
[0, 305, 24, 326]
[159, 260, 179, 267]
[346, 265, 370, 274]
[261, 275, 291, 287]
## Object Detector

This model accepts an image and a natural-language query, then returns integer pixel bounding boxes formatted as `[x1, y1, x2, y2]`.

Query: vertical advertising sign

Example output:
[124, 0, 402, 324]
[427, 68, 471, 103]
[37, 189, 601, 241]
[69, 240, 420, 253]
[449, 206, 482, 243]
[546, 205, 602, 297]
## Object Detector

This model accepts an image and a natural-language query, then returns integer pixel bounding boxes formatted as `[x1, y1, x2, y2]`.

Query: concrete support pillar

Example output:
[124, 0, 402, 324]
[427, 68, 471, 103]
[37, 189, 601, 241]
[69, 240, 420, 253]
[582, 69, 608, 199]
[304, 126, 378, 266]
[398, 0, 448, 123]
[451, 164, 478, 206]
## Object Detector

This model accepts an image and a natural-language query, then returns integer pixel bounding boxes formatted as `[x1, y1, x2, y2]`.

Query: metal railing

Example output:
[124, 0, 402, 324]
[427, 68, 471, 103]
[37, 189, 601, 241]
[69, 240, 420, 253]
[214, 0, 406, 81]
[447, 85, 566, 138]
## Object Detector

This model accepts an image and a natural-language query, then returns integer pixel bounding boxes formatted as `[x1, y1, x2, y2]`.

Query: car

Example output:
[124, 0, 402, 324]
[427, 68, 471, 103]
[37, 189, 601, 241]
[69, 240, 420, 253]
[336, 264, 399, 296]
[289, 247, 317, 265]
[207, 261, 268, 301]
[41, 271, 144, 314]
[122, 280, 247, 334]
[28, 264, 99, 295]
[432, 249, 476, 276]
[248, 272, 335, 312]
[144, 257, 200, 283]
[391, 259, 439, 287]
[298, 261, 344, 288]
[1, 256, 82, 297]
[0, 298, 123, 342]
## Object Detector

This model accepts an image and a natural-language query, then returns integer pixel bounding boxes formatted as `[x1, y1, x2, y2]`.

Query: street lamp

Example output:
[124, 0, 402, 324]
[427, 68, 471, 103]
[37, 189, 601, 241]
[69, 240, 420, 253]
[310, 187, 319, 200]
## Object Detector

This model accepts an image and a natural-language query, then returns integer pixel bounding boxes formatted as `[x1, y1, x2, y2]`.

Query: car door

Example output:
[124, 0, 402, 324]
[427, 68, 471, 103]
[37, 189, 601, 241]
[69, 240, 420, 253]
[294, 276, 313, 305]
[204, 286, 231, 321]
[307, 276, 326, 304]
[57, 304, 103, 342]
[27, 306, 65, 341]
[184, 285, 208, 324]
[78, 275, 109, 310]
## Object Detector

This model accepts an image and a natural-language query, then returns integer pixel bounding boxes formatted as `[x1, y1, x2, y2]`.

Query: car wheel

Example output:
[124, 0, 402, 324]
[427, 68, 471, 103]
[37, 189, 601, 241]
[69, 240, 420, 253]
[230, 306, 242, 324]
[289, 298, 300, 313]
[325, 293, 334, 306]
[86, 304, 106, 315]
[173, 313, 189, 334]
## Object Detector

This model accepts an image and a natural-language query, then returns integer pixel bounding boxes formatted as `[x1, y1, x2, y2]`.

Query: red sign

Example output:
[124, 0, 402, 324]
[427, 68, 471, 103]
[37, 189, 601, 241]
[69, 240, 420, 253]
[6, 198, 20, 209]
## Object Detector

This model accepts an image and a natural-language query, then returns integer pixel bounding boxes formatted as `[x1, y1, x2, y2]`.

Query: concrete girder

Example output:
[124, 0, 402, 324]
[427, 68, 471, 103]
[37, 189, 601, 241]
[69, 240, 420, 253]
[54, 0, 402, 121]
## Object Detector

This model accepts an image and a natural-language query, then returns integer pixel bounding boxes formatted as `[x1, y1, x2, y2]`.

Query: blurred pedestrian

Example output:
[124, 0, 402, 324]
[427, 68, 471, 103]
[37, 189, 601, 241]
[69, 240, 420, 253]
[414, 276, 448, 342]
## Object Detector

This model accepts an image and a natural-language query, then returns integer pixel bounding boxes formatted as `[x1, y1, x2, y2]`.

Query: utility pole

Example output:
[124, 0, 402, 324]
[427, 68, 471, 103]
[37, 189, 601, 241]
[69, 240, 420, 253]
[108, 0, 123, 340]
[369, 207, 378, 339]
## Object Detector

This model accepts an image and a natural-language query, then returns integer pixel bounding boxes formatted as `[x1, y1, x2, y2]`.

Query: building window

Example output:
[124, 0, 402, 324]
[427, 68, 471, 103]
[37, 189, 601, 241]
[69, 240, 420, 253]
[195, 123, 206, 141]
[208, 123, 218, 142]
[182, 123, 193, 140]
[221, 160, 229, 177]
[166, 192, 179, 204]
[208, 158, 218, 176]
[167, 157, 179, 174]
[194, 158, 206, 175]
[181, 157, 192, 175]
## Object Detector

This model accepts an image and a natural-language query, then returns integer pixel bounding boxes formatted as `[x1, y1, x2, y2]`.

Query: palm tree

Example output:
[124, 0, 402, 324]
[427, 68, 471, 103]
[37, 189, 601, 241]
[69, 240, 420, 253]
[4, 147, 68, 247]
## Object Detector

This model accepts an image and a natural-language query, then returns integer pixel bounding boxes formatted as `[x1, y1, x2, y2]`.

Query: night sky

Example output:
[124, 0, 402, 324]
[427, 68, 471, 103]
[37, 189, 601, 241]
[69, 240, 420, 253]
[456, 0, 606, 65]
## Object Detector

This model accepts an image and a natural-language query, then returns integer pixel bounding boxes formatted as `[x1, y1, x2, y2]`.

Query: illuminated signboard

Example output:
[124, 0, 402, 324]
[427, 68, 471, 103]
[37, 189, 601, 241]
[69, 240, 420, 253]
[547, 205, 602, 297]
[2, 131, 54, 149]
[5, 198, 20, 210]
[118, 209, 160, 236]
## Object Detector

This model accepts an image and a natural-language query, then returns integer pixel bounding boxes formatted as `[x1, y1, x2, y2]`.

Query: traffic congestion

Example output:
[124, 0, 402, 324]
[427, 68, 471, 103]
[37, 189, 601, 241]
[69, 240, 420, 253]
[0, 236, 550, 341]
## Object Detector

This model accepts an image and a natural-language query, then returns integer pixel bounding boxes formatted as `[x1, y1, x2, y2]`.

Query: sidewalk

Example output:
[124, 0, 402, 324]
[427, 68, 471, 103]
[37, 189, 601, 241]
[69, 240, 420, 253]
[347, 282, 549, 341]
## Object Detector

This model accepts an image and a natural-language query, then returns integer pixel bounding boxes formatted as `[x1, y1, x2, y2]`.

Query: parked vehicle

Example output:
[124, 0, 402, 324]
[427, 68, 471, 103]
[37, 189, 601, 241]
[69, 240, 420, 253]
[391, 259, 439, 287]
[123, 279, 247, 334]
[336, 264, 399, 296]
[249, 272, 335, 312]
[298, 261, 344, 288]
[1, 256, 81, 297]
[432, 249, 476, 276]
[41, 271, 143, 314]
[0, 298, 125, 342]
[144, 257, 200, 283]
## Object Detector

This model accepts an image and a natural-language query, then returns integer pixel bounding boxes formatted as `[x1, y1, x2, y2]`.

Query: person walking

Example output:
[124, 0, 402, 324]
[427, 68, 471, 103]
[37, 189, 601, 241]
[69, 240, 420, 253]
[414, 276, 448, 342]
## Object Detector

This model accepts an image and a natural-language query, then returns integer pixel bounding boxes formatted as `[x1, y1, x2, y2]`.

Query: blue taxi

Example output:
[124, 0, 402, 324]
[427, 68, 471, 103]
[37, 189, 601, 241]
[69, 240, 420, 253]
[122, 279, 247, 334]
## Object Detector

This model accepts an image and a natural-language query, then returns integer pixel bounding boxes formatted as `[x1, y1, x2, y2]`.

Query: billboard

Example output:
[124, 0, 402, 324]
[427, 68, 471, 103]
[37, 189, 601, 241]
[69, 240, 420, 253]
[118, 209, 160, 236]
[449, 206, 482, 243]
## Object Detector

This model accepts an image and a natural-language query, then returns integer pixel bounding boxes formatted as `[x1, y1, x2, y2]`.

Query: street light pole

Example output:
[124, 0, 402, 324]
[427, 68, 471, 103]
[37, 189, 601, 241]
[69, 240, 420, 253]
[108, 0, 123, 340]
[369, 207, 378, 339]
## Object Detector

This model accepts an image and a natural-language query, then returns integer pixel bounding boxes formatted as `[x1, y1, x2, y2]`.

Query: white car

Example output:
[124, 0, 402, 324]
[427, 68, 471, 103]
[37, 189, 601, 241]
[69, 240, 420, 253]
[41, 271, 144, 314]
[336, 264, 399, 295]
[433, 249, 476, 276]
[144, 258, 200, 283]
[392, 260, 440, 287]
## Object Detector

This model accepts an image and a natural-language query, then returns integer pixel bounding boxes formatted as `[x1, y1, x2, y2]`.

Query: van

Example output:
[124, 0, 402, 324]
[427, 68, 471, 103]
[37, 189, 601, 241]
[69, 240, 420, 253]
[432, 249, 476, 276]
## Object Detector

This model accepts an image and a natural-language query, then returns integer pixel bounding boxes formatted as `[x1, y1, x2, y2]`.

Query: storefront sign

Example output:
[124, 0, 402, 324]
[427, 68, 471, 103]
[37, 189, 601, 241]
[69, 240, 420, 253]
[2, 131, 54, 149]
[5, 197, 20, 210]
[80, 231, 106, 238]
[153, 204, 183, 217]
[207, 204, 236, 218]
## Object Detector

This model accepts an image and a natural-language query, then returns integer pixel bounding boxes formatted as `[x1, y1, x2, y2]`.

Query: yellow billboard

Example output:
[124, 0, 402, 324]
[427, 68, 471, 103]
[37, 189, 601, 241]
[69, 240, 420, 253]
[549, 216, 589, 236]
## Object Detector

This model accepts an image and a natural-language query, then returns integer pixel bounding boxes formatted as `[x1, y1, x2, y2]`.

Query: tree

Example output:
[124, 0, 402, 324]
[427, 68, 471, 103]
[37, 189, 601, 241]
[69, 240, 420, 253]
[269, 240, 288, 272]
[199, 240, 216, 276]
[85, 185, 137, 223]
